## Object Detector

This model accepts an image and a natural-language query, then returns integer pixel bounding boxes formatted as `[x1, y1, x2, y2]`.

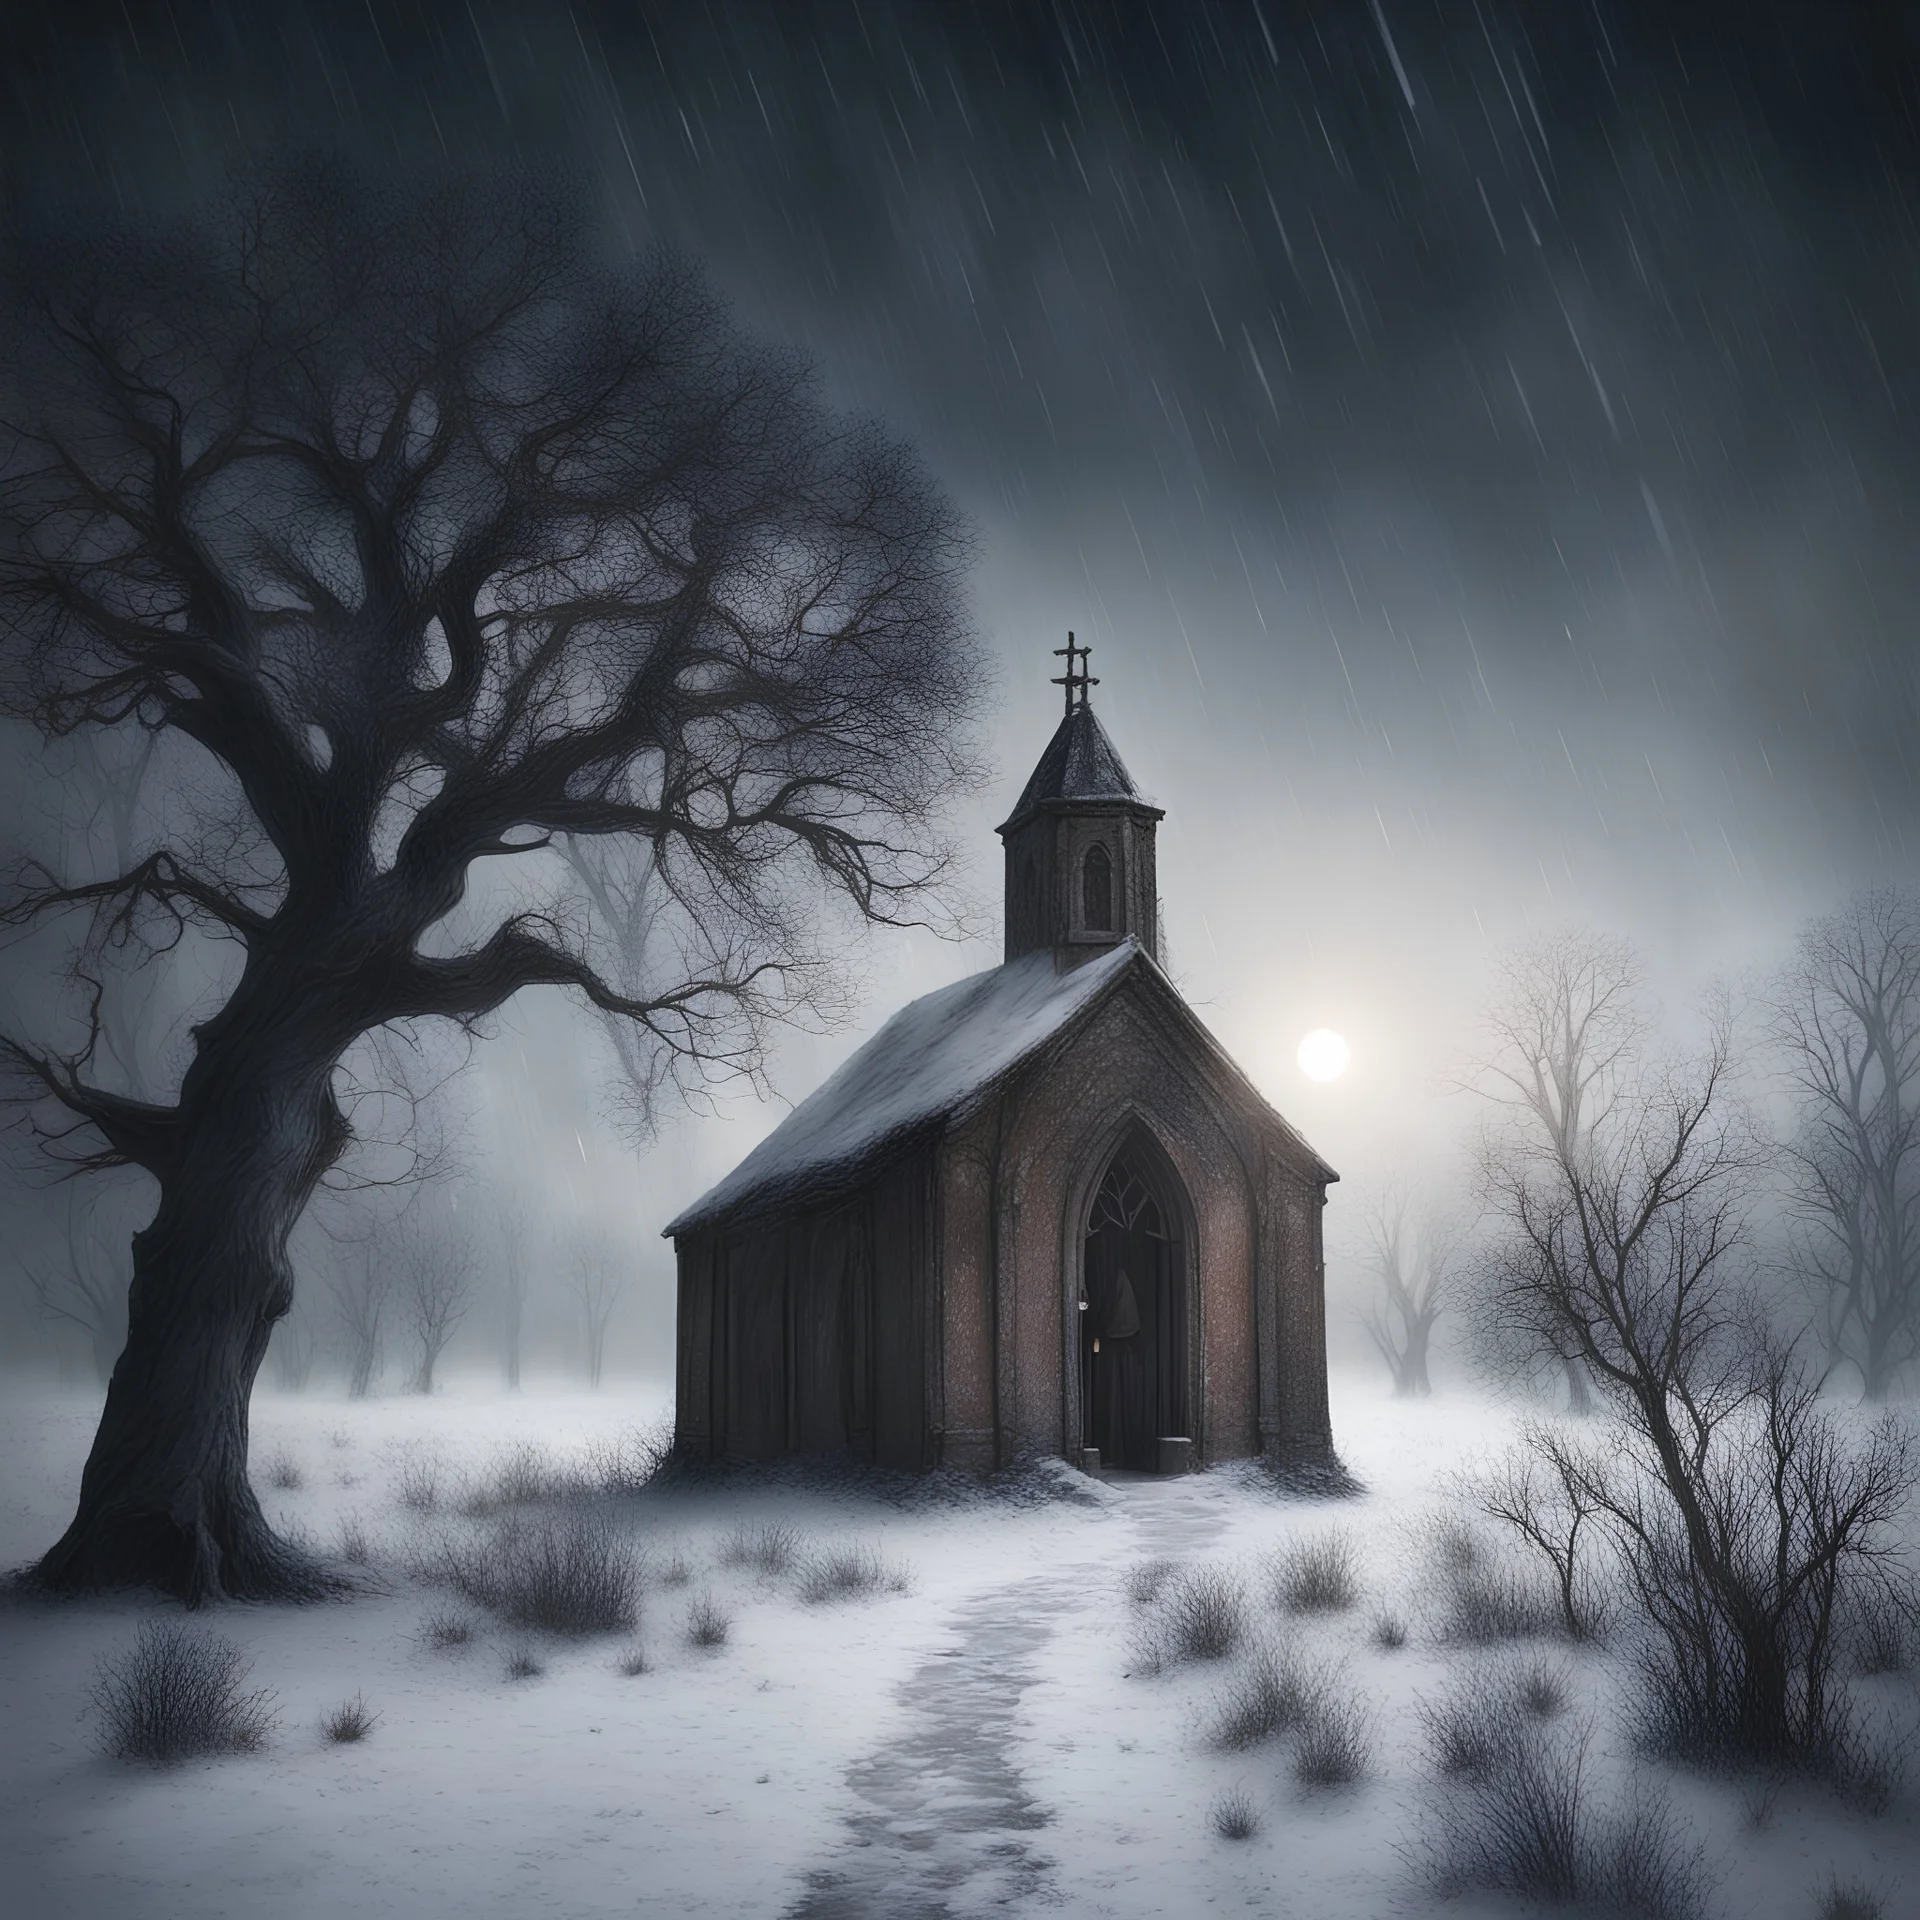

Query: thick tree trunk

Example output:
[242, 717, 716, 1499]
[32, 964, 353, 1603]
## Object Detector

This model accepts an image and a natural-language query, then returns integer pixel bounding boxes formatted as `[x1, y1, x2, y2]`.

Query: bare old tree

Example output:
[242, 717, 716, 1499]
[1357, 1186, 1457, 1396]
[1768, 888, 1920, 1400]
[20, 1185, 130, 1385]
[323, 1249, 392, 1402]
[1458, 931, 1647, 1415]
[1470, 932, 1919, 1778]
[397, 1215, 473, 1395]
[492, 1188, 532, 1390]
[568, 1235, 627, 1390]
[0, 164, 982, 1599]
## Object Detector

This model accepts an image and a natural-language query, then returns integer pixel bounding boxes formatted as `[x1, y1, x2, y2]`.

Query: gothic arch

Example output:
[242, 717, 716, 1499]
[1082, 840, 1114, 931]
[1057, 1112, 1200, 1469]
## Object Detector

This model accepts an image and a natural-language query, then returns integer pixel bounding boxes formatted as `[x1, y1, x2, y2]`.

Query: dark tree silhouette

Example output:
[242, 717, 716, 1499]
[0, 166, 980, 1600]
[1768, 888, 1920, 1401]
[1357, 1187, 1456, 1397]
[398, 1216, 473, 1396]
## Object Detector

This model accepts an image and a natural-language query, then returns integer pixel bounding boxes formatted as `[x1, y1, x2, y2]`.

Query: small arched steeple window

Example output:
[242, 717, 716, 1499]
[1082, 842, 1114, 932]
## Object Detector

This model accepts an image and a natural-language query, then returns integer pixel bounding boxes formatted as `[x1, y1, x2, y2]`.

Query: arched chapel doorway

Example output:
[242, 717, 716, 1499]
[1080, 1136, 1191, 1471]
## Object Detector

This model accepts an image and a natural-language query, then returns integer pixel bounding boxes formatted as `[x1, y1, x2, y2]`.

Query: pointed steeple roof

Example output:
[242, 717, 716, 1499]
[997, 700, 1161, 834]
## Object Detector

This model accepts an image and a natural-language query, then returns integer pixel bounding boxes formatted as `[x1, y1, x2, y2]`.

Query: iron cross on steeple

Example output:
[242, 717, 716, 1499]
[1050, 632, 1099, 715]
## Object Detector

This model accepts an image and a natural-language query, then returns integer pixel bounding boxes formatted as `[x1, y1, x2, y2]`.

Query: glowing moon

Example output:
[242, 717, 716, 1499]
[1296, 1028, 1351, 1082]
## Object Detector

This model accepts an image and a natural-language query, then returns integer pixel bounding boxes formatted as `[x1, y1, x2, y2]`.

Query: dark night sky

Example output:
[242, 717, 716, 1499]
[4, 2, 1919, 1332]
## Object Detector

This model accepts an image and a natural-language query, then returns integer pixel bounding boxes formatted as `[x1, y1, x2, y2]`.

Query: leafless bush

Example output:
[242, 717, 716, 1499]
[721, 1522, 802, 1576]
[503, 1643, 544, 1680]
[1424, 1713, 1708, 1920]
[1125, 1557, 1179, 1608]
[1851, 1585, 1918, 1676]
[321, 1694, 377, 1743]
[328, 1428, 352, 1450]
[1210, 1789, 1261, 1840]
[617, 1645, 650, 1676]
[1274, 1531, 1360, 1614]
[1294, 1685, 1373, 1788]
[1817, 1876, 1887, 1920]
[263, 1450, 304, 1492]
[90, 1622, 278, 1764]
[461, 1441, 575, 1516]
[1135, 1564, 1247, 1672]
[658, 1549, 693, 1587]
[1372, 1610, 1408, 1650]
[1421, 1680, 1522, 1782]
[1518, 1658, 1572, 1718]
[438, 1512, 640, 1636]
[579, 1420, 673, 1496]
[394, 1449, 442, 1514]
[1209, 1644, 1322, 1751]
[796, 1543, 911, 1604]
[419, 1609, 477, 1651]
[687, 1593, 730, 1648]
[336, 1515, 370, 1566]
[1428, 1518, 1559, 1644]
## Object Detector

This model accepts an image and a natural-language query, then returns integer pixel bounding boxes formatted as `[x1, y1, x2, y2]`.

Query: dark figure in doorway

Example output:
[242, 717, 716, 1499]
[1082, 1154, 1187, 1470]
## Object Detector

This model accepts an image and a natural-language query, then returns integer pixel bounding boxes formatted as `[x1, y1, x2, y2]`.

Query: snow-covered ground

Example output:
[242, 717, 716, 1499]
[0, 1373, 1912, 1919]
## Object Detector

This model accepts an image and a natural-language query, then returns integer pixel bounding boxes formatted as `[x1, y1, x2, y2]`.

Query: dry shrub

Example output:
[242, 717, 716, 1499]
[322, 1693, 378, 1743]
[264, 1450, 304, 1492]
[91, 1622, 278, 1764]
[720, 1522, 802, 1576]
[579, 1421, 672, 1496]
[1428, 1518, 1558, 1644]
[1274, 1531, 1360, 1614]
[1372, 1609, 1408, 1650]
[394, 1449, 443, 1514]
[1135, 1564, 1247, 1672]
[658, 1550, 693, 1588]
[1294, 1685, 1373, 1788]
[1126, 1557, 1180, 1608]
[617, 1645, 650, 1677]
[687, 1593, 730, 1647]
[438, 1512, 640, 1635]
[420, 1608, 477, 1650]
[1210, 1644, 1322, 1751]
[795, 1542, 910, 1604]
[1423, 1705, 1708, 1920]
[1518, 1658, 1571, 1719]
[337, 1514, 370, 1565]
[503, 1643, 544, 1680]
[1817, 1876, 1886, 1920]
[461, 1440, 573, 1516]
[1210, 1789, 1261, 1840]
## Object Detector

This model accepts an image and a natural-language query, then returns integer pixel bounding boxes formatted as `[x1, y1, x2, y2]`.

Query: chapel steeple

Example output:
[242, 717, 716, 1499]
[997, 636, 1164, 966]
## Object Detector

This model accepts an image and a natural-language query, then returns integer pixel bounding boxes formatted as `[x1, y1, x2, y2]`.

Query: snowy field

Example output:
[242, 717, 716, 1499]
[0, 1373, 1913, 1920]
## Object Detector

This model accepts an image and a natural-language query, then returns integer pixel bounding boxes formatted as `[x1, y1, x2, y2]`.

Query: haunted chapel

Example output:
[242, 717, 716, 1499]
[664, 641, 1339, 1476]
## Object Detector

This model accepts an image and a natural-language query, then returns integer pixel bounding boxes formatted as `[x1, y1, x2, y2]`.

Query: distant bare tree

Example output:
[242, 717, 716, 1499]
[1357, 1188, 1457, 1396]
[1459, 931, 1647, 1414]
[265, 1303, 317, 1393]
[399, 1217, 474, 1395]
[21, 1187, 129, 1385]
[493, 1190, 532, 1390]
[569, 1237, 628, 1390]
[1768, 889, 1920, 1400]
[324, 1251, 392, 1401]
[0, 164, 981, 1597]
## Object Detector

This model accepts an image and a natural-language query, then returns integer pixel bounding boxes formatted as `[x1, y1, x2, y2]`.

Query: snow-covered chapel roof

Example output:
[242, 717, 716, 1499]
[664, 941, 1142, 1237]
